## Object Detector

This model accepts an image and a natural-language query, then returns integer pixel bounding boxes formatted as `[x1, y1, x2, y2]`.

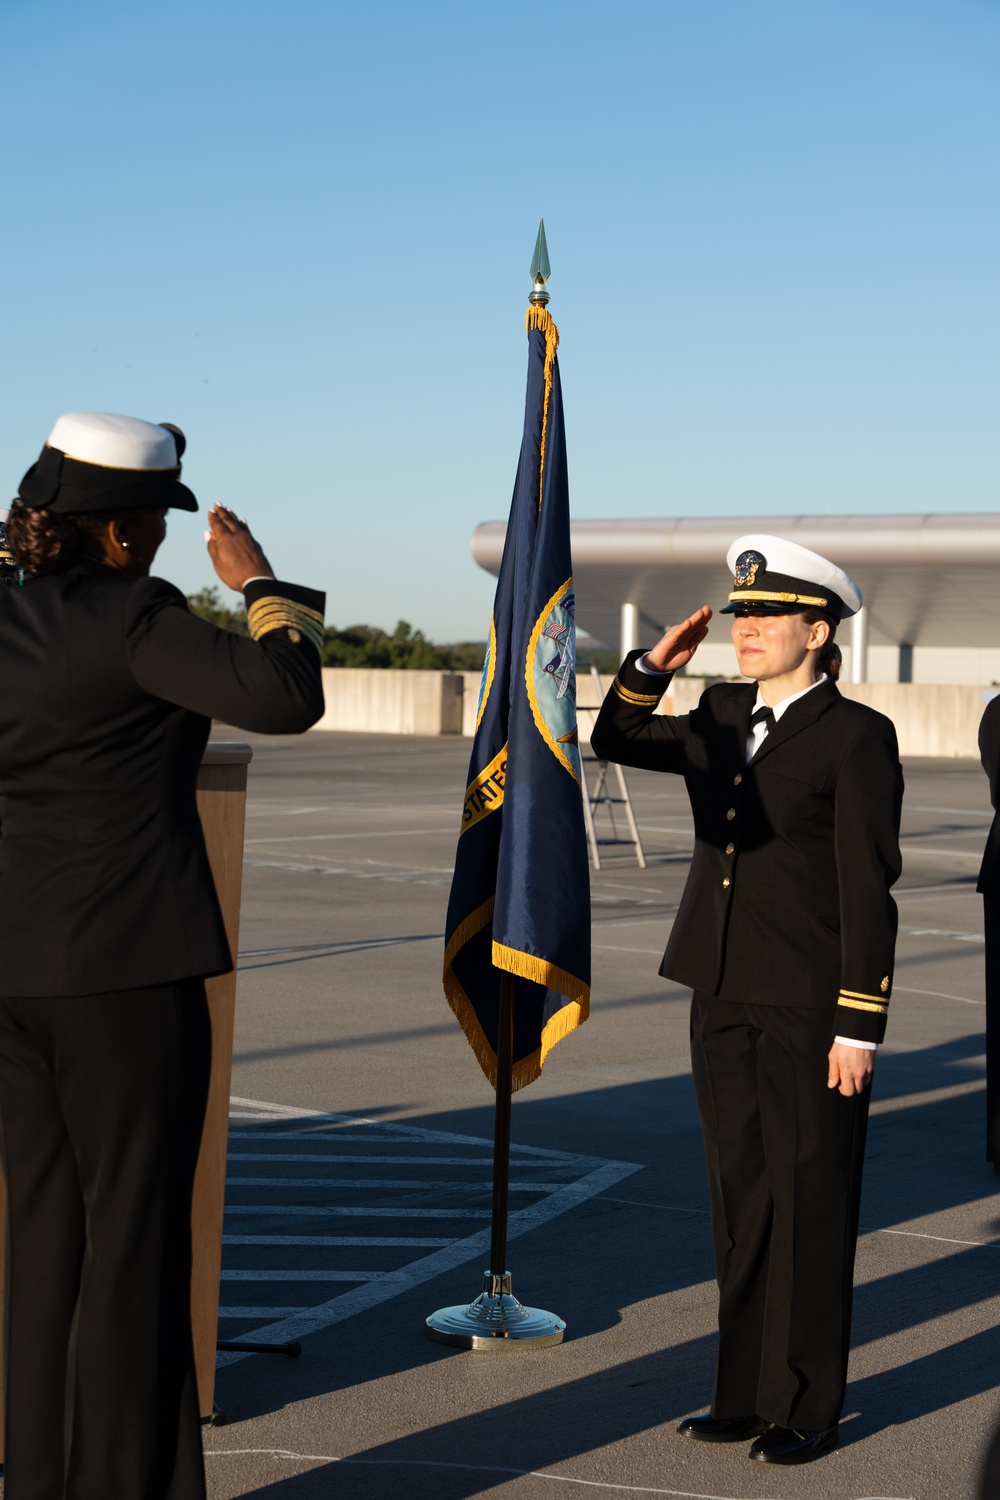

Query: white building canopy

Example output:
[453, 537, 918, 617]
[472, 515, 1000, 680]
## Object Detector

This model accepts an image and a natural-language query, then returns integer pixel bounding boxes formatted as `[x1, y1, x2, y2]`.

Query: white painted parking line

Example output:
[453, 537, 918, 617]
[221, 1269, 381, 1281]
[893, 984, 983, 1006]
[227, 1152, 498, 1164]
[228, 1110, 604, 1162]
[226, 1177, 575, 1190]
[219, 1307, 310, 1318]
[242, 858, 453, 884]
[202, 1448, 917, 1500]
[217, 1096, 643, 1367]
[245, 828, 454, 843]
[900, 926, 983, 942]
[226, 1204, 491, 1218]
[223, 1235, 451, 1247]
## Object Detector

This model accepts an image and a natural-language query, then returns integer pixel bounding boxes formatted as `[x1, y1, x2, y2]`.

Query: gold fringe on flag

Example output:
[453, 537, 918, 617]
[493, 937, 591, 1091]
[525, 305, 559, 514]
[442, 897, 500, 1085]
[441, 897, 591, 1093]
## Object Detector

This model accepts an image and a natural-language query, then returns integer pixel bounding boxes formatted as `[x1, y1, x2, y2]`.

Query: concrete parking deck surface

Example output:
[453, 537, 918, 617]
[203, 729, 1000, 1500]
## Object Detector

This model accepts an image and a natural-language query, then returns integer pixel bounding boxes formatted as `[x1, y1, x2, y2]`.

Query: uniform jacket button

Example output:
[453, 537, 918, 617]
[726, 808, 736, 820]
[726, 843, 734, 855]
[722, 877, 731, 888]
[733, 773, 742, 785]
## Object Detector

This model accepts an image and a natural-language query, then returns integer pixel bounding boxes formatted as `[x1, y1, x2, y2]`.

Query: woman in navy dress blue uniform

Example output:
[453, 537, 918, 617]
[0, 412, 326, 1499]
[593, 535, 903, 1467]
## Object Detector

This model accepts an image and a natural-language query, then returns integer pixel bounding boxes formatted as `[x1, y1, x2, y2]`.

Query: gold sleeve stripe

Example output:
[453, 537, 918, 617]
[840, 988, 890, 1003]
[729, 589, 829, 607]
[612, 677, 664, 706]
[838, 996, 888, 1014]
[247, 597, 325, 653]
[248, 598, 324, 628]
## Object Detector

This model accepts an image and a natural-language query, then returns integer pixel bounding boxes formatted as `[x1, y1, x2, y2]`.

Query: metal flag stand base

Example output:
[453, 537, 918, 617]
[425, 967, 567, 1350]
[425, 1269, 566, 1349]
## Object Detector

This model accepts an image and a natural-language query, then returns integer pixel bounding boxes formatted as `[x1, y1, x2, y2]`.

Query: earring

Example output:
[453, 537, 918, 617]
[121, 540, 130, 550]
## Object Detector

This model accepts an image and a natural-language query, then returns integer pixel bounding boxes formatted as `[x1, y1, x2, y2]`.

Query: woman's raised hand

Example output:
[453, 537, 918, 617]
[643, 605, 713, 673]
[205, 505, 276, 592]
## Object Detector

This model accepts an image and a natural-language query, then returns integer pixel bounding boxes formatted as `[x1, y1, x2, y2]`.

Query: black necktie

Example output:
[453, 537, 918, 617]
[750, 705, 775, 733]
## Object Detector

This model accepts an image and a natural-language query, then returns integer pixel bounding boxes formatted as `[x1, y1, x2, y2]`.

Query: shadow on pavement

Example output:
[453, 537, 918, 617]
[216, 1032, 998, 1451]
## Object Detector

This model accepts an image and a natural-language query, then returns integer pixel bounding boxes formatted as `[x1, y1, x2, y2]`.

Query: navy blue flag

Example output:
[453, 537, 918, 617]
[443, 307, 590, 1091]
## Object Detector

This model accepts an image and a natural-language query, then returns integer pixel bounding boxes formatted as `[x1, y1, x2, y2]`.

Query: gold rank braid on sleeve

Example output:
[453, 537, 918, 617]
[612, 676, 665, 706]
[837, 987, 890, 1014]
[246, 596, 325, 655]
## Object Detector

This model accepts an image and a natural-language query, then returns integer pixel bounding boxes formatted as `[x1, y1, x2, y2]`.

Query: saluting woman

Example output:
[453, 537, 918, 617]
[592, 535, 903, 1467]
[0, 412, 326, 1499]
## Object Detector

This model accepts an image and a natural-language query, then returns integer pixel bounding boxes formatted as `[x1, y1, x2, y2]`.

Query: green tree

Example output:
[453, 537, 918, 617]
[185, 594, 488, 668]
[186, 587, 249, 636]
[322, 619, 461, 670]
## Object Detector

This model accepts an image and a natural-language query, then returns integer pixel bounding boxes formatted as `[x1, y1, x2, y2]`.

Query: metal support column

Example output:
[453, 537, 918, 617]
[849, 605, 869, 684]
[620, 601, 640, 659]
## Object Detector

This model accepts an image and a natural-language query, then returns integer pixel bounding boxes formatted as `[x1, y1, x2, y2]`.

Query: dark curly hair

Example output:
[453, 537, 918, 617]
[5, 500, 142, 578]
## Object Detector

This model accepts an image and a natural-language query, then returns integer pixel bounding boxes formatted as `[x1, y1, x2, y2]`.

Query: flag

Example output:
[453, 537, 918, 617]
[442, 305, 590, 1091]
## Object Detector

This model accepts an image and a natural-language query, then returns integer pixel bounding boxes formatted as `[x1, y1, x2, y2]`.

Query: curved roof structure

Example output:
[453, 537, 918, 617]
[471, 514, 1000, 654]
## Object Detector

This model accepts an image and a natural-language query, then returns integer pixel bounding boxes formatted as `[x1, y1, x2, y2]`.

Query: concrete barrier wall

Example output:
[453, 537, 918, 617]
[314, 668, 464, 735]
[311, 669, 994, 756]
[837, 681, 989, 759]
[653, 676, 990, 759]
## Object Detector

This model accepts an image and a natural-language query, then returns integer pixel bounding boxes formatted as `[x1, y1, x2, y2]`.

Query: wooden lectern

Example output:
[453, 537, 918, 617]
[0, 740, 253, 1455]
[191, 740, 253, 1417]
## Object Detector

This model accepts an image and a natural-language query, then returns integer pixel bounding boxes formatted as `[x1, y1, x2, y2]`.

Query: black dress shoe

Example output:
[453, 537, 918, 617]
[749, 1425, 838, 1464]
[677, 1413, 770, 1443]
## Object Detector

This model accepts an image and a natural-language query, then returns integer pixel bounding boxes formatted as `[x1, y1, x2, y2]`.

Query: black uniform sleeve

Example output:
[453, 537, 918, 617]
[590, 650, 690, 772]
[124, 576, 326, 733]
[977, 697, 1000, 894]
[833, 715, 903, 1043]
[980, 696, 1000, 811]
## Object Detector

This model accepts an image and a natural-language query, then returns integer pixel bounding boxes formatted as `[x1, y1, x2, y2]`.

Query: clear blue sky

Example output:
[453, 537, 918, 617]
[2, 0, 997, 642]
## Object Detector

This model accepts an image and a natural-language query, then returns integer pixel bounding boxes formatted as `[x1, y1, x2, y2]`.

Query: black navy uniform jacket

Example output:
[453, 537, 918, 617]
[977, 694, 1000, 895]
[0, 560, 325, 996]
[592, 651, 903, 1043]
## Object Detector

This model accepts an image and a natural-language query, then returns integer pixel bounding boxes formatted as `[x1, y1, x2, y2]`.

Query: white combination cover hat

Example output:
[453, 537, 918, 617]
[47, 412, 181, 471]
[721, 533, 862, 620]
[18, 411, 197, 514]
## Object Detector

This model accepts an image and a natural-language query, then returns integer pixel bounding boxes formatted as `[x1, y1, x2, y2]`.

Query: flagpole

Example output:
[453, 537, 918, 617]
[425, 965, 565, 1348]
[489, 972, 514, 1278]
[425, 223, 569, 1350]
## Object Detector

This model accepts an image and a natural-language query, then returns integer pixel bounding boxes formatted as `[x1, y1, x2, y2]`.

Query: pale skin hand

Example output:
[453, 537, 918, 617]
[827, 1042, 875, 1096]
[205, 504, 276, 591]
[642, 605, 713, 672]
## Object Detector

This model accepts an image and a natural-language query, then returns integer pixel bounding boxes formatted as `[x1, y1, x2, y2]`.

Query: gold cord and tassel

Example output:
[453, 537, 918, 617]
[525, 305, 559, 514]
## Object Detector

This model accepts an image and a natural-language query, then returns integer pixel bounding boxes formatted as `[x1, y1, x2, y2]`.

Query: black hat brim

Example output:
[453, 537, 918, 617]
[719, 599, 838, 617]
[18, 448, 198, 514]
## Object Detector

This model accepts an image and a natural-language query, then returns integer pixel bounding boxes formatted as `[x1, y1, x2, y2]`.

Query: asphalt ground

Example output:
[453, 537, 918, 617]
[203, 728, 1000, 1500]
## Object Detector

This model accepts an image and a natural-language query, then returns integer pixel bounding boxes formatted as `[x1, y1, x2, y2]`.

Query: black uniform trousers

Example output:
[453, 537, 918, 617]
[0, 982, 211, 1500]
[983, 898, 1000, 1167]
[690, 993, 871, 1433]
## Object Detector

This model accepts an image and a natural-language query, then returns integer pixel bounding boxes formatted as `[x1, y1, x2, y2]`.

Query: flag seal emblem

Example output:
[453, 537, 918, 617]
[527, 580, 580, 783]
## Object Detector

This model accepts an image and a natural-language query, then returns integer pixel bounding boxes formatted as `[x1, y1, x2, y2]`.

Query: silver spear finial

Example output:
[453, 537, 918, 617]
[529, 219, 551, 306]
